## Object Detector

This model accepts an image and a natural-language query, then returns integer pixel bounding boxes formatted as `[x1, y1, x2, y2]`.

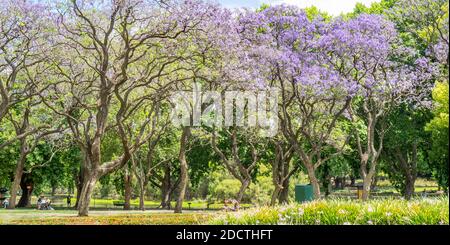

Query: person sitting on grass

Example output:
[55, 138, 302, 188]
[45, 198, 54, 210]
[37, 196, 46, 210]
[223, 199, 240, 212]
[2, 198, 9, 208]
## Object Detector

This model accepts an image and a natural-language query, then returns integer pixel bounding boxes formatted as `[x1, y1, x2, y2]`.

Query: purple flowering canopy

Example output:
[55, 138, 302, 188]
[234, 6, 434, 105]
[318, 14, 435, 107]
[0, 0, 52, 122]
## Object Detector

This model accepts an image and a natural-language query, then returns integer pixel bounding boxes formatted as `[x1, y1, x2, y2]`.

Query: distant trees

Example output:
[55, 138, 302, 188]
[426, 82, 449, 190]
[354, 0, 449, 197]
[389, 0, 449, 192]
[381, 105, 431, 199]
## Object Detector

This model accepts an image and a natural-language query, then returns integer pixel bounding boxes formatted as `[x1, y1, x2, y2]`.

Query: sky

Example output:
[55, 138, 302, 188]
[216, 0, 381, 16]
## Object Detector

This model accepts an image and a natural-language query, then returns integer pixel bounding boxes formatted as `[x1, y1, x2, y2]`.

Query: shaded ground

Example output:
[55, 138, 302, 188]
[14, 198, 253, 210]
[0, 209, 216, 225]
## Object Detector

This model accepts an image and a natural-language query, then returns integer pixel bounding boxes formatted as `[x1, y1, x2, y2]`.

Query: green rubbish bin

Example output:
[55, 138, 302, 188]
[295, 184, 314, 203]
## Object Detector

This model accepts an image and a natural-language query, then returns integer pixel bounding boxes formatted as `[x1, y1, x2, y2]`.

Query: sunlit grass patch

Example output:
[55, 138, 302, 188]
[9, 212, 213, 225]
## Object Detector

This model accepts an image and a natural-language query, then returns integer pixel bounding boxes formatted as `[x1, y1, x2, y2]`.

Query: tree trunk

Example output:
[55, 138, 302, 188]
[396, 144, 418, 200]
[123, 169, 132, 210]
[161, 173, 171, 209]
[270, 185, 282, 206]
[17, 173, 33, 207]
[362, 174, 373, 201]
[51, 185, 56, 197]
[278, 178, 290, 204]
[139, 191, 145, 211]
[77, 173, 98, 217]
[138, 180, 147, 211]
[326, 177, 333, 197]
[8, 147, 27, 210]
[404, 177, 415, 200]
[75, 165, 85, 209]
[361, 158, 378, 201]
[161, 190, 172, 210]
[75, 182, 82, 209]
[236, 178, 250, 203]
[305, 164, 321, 199]
[271, 146, 291, 205]
[175, 127, 190, 213]
[371, 174, 378, 191]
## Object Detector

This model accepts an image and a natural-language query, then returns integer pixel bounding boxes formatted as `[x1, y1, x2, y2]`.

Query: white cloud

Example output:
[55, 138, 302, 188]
[269, 0, 381, 16]
[217, 0, 382, 15]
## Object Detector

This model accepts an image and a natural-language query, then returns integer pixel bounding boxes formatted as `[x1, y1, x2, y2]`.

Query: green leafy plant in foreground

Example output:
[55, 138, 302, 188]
[210, 198, 449, 225]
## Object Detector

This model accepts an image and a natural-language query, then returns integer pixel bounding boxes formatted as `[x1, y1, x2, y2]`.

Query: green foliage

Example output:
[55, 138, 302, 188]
[257, 3, 271, 12]
[210, 178, 242, 201]
[207, 166, 273, 204]
[348, 0, 397, 17]
[0, 141, 16, 188]
[248, 165, 274, 205]
[211, 198, 449, 225]
[187, 134, 218, 187]
[381, 103, 433, 195]
[304, 6, 331, 21]
[425, 82, 449, 190]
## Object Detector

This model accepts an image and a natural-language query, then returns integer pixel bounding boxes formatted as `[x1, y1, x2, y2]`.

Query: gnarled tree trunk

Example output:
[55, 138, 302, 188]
[361, 161, 377, 201]
[305, 164, 321, 199]
[236, 178, 251, 203]
[77, 172, 98, 217]
[278, 178, 290, 204]
[138, 179, 147, 211]
[17, 173, 34, 207]
[270, 142, 294, 206]
[271, 185, 282, 206]
[404, 176, 416, 200]
[8, 139, 27, 210]
[160, 166, 172, 209]
[175, 127, 190, 213]
[123, 168, 132, 210]
[395, 144, 418, 200]
[349, 101, 385, 201]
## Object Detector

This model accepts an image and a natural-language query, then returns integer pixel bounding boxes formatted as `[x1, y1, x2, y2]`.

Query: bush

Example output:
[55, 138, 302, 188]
[210, 179, 242, 201]
[210, 197, 449, 225]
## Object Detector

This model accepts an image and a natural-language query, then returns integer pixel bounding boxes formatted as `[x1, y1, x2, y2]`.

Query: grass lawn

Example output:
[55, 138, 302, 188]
[1, 178, 444, 225]
[25, 197, 253, 210]
[329, 178, 441, 198]
[1, 197, 447, 225]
